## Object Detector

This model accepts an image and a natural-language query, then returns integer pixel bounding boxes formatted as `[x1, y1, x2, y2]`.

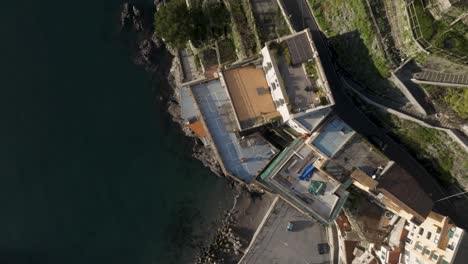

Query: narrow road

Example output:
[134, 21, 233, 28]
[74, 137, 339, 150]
[280, 0, 468, 227]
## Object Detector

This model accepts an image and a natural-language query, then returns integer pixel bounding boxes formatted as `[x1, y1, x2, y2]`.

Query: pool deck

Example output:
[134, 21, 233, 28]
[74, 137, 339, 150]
[191, 79, 277, 182]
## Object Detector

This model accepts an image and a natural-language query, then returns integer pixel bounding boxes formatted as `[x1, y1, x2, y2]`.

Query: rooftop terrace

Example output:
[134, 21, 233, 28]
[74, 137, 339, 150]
[191, 80, 277, 182]
[222, 65, 280, 130]
[260, 138, 348, 223]
[264, 30, 332, 113]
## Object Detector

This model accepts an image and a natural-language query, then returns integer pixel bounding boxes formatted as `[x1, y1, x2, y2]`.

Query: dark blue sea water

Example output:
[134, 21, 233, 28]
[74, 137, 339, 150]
[0, 1, 234, 263]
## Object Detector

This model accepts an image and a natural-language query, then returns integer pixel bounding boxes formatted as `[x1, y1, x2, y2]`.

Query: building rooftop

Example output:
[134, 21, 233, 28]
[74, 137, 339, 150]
[260, 138, 348, 223]
[276, 53, 322, 111]
[378, 164, 433, 221]
[323, 134, 389, 182]
[222, 65, 280, 130]
[311, 116, 355, 158]
[293, 106, 332, 133]
[285, 32, 315, 65]
[191, 79, 277, 182]
[187, 120, 207, 138]
[180, 85, 198, 121]
[351, 170, 379, 191]
[261, 29, 333, 118]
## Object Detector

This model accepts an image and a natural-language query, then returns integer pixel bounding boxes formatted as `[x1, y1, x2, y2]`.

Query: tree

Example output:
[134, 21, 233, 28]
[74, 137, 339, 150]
[155, 0, 230, 49]
[154, 0, 193, 49]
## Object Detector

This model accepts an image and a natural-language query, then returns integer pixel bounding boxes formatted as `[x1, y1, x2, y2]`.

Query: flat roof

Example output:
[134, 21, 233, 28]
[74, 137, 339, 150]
[277, 55, 320, 111]
[311, 117, 355, 158]
[180, 86, 197, 120]
[241, 199, 330, 264]
[191, 80, 277, 182]
[378, 164, 433, 219]
[294, 107, 332, 133]
[262, 140, 344, 221]
[223, 65, 279, 130]
[187, 120, 207, 138]
[323, 135, 389, 182]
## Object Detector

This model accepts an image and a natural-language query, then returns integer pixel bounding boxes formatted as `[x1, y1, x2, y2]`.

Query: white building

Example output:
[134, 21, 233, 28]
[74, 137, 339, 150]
[261, 29, 334, 134]
[402, 211, 465, 264]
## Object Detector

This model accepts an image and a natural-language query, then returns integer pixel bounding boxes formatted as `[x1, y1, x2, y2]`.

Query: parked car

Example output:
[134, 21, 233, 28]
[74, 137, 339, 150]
[318, 243, 330, 255]
[287, 222, 294, 231]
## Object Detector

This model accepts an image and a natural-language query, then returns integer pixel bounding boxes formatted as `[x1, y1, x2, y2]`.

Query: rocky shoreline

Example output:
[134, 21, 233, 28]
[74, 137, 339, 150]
[120, 1, 225, 178]
[119, 2, 258, 263]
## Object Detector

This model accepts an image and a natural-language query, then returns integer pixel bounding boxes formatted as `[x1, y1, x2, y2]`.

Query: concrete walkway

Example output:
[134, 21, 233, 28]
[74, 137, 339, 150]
[412, 70, 468, 88]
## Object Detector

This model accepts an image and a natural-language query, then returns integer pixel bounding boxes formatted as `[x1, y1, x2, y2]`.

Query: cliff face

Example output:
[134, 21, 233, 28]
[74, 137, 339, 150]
[120, 2, 224, 177]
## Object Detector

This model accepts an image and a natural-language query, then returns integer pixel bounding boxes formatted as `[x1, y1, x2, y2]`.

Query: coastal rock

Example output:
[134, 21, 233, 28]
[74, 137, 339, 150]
[154, 0, 164, 10]
[121, 0, 228, 181]
[151, 32, 162, 48]
[120, 3, 131, 28]
[132, 6, 141, 17]
[132, 15, 144, 32]
[120, 3, 144, 31]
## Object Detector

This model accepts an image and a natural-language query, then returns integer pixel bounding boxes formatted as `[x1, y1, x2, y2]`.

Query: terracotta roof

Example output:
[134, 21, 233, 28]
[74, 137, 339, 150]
[377, 164, 433, 221]
[400, 228, 409, 242]
[337, 211, 352, 233]
[351, 169, 378, 190]
[344, 240, 359, 264]
[188, 120, 207, 138]
[387, 248, 401, 264]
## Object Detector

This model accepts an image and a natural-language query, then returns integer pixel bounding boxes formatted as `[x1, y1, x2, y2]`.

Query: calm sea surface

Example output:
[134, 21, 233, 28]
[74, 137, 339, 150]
[0, 1, 234, 263]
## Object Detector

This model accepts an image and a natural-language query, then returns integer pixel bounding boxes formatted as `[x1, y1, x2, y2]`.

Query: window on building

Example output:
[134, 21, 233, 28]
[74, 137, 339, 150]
[447, 243, 455, 250]
[415, 243, 423, 251]
[405, 221, 410, 226]
[432, 253, 439, 261]
[271, 83, 276, 91]
[419, 228, 424, 235]
[426, 232, 432, 239]
[424, 249, 430, 256]
[436, 227, 442, 234]
[441, 259, 449, 264]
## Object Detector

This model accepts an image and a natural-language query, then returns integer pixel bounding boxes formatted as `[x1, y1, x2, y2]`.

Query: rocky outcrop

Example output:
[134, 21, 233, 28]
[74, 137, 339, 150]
[120, 2, 226, 178]
[120, 3, 143, 32]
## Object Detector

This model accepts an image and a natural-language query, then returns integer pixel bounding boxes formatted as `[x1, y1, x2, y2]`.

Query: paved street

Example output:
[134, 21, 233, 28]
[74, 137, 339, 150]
[241, 199, 331, 264]
[279, 0, 468, 228]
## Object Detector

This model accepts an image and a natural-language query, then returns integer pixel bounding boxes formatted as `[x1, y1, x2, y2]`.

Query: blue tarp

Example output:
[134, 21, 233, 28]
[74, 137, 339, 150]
[299, 163, 315, 181]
